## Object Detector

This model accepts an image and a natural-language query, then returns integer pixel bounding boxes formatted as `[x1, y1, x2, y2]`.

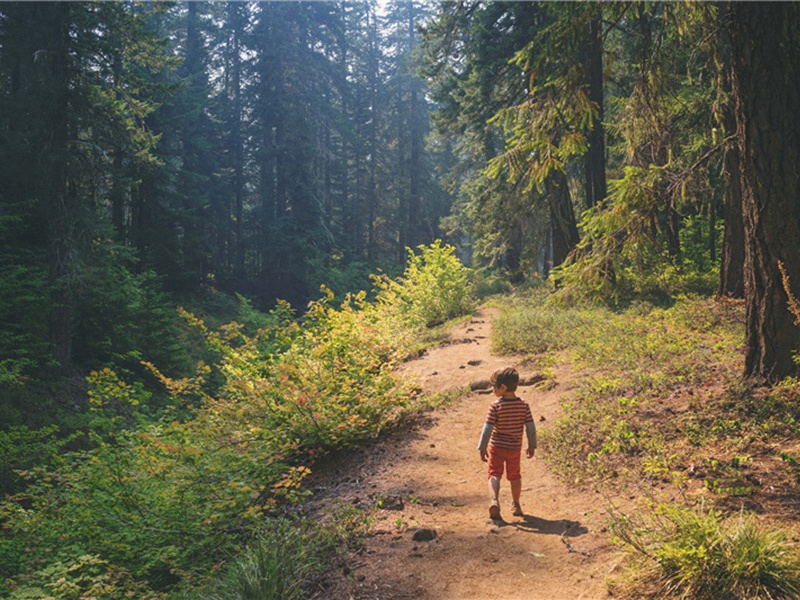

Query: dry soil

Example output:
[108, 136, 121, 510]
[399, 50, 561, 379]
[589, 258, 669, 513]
[309, 307, 619, 600]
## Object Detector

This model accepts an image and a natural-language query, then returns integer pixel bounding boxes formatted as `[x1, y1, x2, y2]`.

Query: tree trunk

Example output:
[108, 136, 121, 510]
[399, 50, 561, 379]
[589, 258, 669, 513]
[717, 128, 745, 298]
[47, 2, 73, 374]
[228, 3, 245, 282]
[506, 227, 523, 285]
[366, 7, 379, 262]
[407, 5, 421, 251]
[546, 171, 580, 267]
[584, 14, 607, 209]
[717, 4, 745, 299]
[729, 2, 800, 381]
[665, 202, 681, 259]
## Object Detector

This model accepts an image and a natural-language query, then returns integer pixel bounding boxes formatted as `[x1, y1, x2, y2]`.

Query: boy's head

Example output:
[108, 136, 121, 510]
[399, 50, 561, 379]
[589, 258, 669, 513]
[490, 366, 519, 393]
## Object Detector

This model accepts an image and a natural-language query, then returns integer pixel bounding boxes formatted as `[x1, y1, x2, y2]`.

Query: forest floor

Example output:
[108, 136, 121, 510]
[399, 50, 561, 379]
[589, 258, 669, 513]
[308, 307, 620, 599]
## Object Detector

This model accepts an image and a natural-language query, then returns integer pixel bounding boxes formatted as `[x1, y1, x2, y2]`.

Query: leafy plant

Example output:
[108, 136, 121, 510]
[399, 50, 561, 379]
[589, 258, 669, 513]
[611, 504, 800, 600]
[371, 240, 474, 331]
[0, 246, 468, 597]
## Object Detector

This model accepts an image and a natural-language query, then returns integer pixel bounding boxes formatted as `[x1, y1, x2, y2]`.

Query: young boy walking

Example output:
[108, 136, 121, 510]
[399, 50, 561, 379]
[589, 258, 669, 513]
[477, 366, 536, 520]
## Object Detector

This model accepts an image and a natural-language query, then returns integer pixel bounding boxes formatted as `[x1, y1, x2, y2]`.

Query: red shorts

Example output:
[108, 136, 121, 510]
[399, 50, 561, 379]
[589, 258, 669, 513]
[487, 446, 521, 481]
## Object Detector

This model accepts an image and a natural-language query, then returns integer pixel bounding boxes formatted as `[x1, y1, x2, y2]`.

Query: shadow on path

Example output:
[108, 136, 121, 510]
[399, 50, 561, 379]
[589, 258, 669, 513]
[493, 515, 588, 537]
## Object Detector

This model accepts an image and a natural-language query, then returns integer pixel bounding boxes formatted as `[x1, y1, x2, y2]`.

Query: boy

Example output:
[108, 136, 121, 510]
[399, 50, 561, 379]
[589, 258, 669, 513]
[477, 366, 536, 520]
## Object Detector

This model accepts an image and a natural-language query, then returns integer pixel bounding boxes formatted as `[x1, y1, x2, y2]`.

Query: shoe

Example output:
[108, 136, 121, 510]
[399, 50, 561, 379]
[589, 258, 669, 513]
[489, 502, 501, 520]
[512, 503, 524, 517]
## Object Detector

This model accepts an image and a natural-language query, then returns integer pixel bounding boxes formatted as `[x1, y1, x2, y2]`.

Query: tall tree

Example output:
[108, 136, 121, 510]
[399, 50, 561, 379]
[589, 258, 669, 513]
[0, 2, 164, 376]
[421, 2, 554, 279]
[584, 9, 607, 209]
[716, 3, 744, 299]
[728, 2, 800, 381]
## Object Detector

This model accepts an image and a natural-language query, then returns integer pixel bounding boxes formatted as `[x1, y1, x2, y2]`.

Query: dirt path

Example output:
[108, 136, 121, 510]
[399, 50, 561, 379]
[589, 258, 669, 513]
[311, 307, 617, 599]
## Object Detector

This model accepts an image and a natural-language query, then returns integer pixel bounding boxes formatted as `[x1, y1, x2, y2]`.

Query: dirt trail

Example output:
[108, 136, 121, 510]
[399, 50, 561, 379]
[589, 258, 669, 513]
[312, 307, 617, 599]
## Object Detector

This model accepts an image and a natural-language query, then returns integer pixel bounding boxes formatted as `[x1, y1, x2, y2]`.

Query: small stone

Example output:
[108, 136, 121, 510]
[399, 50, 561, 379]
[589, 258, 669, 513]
[412, 528, 438, 542]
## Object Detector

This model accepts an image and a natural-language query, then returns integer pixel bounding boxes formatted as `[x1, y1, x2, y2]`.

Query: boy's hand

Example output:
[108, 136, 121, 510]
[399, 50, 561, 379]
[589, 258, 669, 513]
[526, 447, 535, 459]
[480, 449, 488, 462]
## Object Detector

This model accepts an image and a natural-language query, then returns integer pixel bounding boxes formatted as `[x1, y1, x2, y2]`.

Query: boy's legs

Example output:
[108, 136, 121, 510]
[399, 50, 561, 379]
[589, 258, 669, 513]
[507, 451, 524, 515]
[488, 476, 501, 503]
[510, 478, 522, 504]
[487, 447, 504, 518]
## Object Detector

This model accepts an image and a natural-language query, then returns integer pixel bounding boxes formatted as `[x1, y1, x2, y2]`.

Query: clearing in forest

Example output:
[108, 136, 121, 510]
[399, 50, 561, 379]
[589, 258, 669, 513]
[310, 307, 618, 599]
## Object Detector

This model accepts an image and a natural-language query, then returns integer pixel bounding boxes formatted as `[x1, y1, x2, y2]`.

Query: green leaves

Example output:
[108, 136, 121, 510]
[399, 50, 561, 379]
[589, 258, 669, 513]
[371, 240, 474, 331]
[0, 245, 470, 597]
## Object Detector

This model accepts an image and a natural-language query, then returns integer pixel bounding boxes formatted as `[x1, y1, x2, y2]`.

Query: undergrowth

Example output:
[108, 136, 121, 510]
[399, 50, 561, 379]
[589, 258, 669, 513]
[494, 291, 800, 598]
[0, 242, 473, 599]
[610, 504, 800, 600]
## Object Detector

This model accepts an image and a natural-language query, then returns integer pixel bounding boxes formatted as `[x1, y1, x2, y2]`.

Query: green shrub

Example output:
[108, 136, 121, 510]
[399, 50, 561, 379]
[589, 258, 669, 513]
[5, 554, 162, 600]
[471, 270, 515, 299]
[371, 240, 474, 331]
[0, 425, 67, 495]
[612, 505, 800, 599]
[1, 248, 464, 596]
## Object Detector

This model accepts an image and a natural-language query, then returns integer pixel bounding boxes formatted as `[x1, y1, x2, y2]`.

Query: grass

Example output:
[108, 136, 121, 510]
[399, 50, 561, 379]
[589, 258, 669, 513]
[494, 293, 745, 486]
[493, 291, 800, 598]
[201, 526, 318, 600]
[193, 502, 372, 600]
[610, 505, 800, 599]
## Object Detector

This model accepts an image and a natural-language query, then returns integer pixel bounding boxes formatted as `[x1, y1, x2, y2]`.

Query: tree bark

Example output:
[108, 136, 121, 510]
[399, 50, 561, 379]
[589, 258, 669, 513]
[227, 3, 245, 282]
[717, 4, 745, 299]
[407, 4, 421, 251]
[584, 14, 607, 209]
[729, 2, 800, 381]
[717, 126, 745, 298]
[546, 171, 580, 268]
[47, 2, 73, 374]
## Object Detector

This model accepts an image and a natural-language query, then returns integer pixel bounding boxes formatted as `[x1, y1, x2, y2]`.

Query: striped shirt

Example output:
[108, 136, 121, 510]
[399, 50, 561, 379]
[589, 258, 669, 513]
[483, 397, 535, 451]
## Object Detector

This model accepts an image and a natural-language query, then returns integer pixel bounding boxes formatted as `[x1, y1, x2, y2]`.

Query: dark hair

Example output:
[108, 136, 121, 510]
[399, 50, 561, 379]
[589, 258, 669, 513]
[490, 366, 519, 392]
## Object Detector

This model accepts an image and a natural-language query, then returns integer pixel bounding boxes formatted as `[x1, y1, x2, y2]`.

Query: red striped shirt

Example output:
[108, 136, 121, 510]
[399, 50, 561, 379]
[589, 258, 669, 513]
[485, 397, 534, 451]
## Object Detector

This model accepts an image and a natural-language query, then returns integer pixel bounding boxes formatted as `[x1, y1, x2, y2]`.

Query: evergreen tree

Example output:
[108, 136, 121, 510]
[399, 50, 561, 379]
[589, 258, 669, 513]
[728, 2, 800, 381]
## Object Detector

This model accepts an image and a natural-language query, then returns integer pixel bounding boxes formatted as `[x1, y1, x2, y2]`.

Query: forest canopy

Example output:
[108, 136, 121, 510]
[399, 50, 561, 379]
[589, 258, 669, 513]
[3, 0, 800, 403]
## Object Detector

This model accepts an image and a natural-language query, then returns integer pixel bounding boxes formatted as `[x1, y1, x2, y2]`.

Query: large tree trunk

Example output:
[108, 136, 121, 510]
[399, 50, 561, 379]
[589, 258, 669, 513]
[717, 126, 745, 298]
[584, 13, 606, 209]
[47, 2, 73, 374]
[546, 171, 580, 268]
[717, 4, 745, 299]
[729, 2, 800, 382]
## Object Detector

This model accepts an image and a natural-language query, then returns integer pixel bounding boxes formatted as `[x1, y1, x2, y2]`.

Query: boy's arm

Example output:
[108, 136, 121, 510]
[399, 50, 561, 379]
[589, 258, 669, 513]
[478, 405, 496, 461]
[525, 402, 537, 457]
[525, 421, 537, 457]
[525, 420, 537, 449]
[477, 423, 494, 459]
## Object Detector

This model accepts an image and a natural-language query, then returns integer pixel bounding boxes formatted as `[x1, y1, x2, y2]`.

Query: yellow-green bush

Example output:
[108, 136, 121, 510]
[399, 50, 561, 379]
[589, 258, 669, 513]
[0, 243, 473, 598]
[371, 240, 474, 331]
